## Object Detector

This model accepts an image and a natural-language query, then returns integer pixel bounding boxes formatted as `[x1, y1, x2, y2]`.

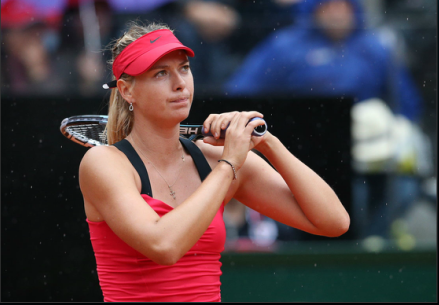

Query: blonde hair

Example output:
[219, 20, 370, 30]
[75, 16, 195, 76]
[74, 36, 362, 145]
[106, 21, 173, 145]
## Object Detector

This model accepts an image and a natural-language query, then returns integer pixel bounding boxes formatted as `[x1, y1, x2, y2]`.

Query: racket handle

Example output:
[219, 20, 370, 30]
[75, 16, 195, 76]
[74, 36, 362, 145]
[201, 117, 267, 138]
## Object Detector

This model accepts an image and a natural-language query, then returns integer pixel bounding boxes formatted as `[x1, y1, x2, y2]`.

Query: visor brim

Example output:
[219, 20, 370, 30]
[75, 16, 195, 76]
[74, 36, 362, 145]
[124, 44, 195, 77]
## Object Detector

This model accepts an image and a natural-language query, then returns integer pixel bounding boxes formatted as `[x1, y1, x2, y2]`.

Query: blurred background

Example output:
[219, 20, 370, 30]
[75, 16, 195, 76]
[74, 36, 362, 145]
[1, 0, 436, 302]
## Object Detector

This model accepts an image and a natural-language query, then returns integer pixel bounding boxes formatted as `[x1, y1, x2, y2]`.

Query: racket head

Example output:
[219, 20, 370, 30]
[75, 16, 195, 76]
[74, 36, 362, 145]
[60, 115, 109, 147]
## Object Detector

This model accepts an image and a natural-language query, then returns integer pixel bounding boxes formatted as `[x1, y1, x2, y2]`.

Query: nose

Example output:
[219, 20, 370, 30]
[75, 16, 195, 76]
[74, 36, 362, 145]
[172, 70, 186, 92]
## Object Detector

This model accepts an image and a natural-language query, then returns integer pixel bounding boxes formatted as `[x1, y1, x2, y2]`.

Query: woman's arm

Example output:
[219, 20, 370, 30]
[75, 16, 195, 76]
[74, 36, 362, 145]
[79, 112, 263, 265]
[239, 133, 350, 237]
[202, 113, 350, 237]
[80, 145, 234, 265]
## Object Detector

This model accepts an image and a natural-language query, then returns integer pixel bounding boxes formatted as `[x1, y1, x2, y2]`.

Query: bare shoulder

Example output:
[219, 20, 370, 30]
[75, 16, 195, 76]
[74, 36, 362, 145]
[79, 145, 138, 200]
[79, 145, 128, 175]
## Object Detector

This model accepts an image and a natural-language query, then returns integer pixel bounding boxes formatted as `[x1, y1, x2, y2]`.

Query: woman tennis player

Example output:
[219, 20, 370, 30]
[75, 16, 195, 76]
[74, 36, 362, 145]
[79, 21, 350, 302]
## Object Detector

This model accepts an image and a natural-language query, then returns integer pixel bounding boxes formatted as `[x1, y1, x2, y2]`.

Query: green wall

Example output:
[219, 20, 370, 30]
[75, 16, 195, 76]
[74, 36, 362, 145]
[220, 244, 436, 302]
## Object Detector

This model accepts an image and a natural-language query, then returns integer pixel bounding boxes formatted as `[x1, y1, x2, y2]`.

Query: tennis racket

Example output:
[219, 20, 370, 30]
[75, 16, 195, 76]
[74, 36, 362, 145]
[60, 115, 267, 147]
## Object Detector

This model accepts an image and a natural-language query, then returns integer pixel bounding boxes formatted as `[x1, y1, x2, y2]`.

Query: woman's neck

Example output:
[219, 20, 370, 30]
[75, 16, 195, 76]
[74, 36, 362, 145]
[128, 121, 184, 165]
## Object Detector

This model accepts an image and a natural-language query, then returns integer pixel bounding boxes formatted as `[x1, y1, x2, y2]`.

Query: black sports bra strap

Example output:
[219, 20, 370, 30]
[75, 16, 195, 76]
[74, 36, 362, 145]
[113, 138, 212, 197]
[113, 139, 153, 197]
[179, 137, 212, 181]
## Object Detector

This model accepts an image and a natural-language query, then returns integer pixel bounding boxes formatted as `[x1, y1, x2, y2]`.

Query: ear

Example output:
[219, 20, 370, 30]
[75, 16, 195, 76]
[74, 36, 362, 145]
[117, 79, 134, 104]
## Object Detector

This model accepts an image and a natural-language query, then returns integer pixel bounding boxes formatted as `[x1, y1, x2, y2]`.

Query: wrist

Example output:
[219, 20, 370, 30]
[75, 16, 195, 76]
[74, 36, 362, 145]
[218, 159, 237, 180]
[254, 132, 279, 156]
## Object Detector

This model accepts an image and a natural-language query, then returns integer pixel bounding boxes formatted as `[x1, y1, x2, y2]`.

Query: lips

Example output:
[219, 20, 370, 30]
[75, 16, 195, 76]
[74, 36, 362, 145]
[170, 97, 190, 103]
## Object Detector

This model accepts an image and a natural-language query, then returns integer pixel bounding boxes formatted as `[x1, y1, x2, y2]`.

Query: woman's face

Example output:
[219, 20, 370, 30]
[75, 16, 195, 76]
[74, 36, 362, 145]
[129, 50, 194, 125]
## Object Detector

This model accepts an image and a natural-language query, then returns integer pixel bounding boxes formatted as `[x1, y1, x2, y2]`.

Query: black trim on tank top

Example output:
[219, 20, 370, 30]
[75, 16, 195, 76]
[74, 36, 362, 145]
[113, 137, 212, 197]
[179, 137, 211, 182]
[113, 139, 152, 196]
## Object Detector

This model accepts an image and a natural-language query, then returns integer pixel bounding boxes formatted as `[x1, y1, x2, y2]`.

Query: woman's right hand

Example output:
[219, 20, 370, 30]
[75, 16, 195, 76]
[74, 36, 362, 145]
[202, 111, 265, 171]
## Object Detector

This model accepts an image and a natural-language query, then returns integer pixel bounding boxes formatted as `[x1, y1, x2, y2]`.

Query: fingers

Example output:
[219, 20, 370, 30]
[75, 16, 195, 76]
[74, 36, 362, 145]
[203, 111, 264, 139]
[244, 117, 267, 136]
[225, 111, 264, 138]
[204, 112, 237, 139]
[202, 136, 225, 146]
[203, 111, 265, 172]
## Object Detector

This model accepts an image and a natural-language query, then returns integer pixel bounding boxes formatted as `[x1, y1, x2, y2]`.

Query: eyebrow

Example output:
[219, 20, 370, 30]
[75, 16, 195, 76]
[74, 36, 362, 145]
[150, 60, 190, 70]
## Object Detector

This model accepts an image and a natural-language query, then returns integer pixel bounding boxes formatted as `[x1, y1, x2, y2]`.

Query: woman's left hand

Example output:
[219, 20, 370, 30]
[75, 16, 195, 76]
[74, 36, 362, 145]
[202, 111, 267, 148]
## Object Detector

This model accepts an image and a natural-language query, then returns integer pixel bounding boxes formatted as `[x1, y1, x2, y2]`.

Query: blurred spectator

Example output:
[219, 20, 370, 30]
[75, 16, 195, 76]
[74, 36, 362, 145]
[224, 0, 422, 121]
[1, 0, 63, 95]
[54, 0, 115, 96]
[173, 0, 241, 92]
[228, 0, 297, 56]
[181, 0, 296, 92]
[224, 0, 432, 241]
[1, 0, 297, 96]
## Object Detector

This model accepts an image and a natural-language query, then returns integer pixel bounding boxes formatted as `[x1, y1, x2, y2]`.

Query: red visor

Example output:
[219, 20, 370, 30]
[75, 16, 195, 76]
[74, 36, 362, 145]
[104, 29, 194, 89]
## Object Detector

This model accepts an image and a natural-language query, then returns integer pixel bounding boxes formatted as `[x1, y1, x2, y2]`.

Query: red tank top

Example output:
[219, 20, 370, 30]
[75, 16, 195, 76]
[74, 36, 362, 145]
[87, 194, 226, 302]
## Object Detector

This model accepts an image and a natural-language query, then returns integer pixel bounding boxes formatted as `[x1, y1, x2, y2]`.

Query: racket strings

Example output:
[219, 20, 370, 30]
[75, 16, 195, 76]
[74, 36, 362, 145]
[67, 124, 108, 145]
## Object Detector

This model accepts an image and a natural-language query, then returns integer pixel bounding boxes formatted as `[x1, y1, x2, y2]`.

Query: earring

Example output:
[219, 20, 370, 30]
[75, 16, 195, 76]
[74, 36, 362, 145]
[129, 103, 133, 112]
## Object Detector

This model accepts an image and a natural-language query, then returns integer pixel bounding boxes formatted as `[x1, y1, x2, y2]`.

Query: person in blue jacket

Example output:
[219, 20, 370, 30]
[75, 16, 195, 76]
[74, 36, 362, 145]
[225, 0, 425, 241]
[224, 0, 422, 122]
